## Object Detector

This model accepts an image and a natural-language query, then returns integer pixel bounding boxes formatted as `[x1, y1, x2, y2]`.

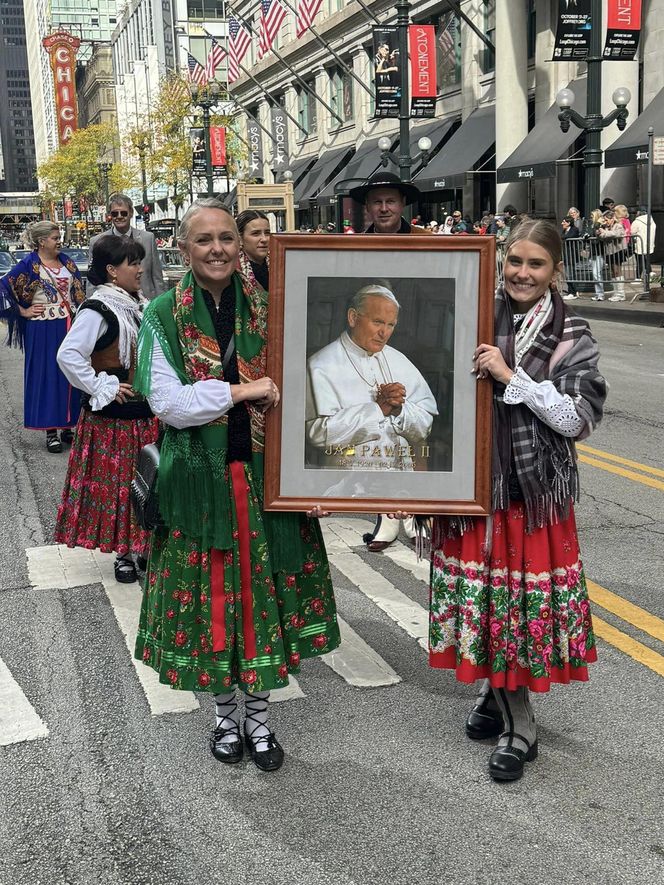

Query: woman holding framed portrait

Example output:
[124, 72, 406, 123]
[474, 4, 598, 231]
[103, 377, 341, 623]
[131, 199, 340, 772]
[428, 220, 607, 782]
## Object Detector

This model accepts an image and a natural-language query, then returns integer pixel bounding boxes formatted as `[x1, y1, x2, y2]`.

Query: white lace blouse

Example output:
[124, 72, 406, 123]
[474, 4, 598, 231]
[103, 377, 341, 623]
[503, 366, 584, 436]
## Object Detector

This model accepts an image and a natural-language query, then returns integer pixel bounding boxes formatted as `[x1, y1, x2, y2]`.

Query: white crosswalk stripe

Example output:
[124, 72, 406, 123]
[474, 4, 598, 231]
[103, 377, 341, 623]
[322, 615, 401, 687]
[323, 520, 430, 652]
[7, 525, 429, 745]
[0, 657, 49, 746]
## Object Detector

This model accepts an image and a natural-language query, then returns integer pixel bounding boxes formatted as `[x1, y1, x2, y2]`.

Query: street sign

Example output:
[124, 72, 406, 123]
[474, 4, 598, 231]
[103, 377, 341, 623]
[653, 136, 664, 166]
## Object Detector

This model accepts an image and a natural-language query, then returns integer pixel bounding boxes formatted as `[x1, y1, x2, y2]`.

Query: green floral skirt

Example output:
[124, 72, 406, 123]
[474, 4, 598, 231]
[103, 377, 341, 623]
[135, 461, 340, 693]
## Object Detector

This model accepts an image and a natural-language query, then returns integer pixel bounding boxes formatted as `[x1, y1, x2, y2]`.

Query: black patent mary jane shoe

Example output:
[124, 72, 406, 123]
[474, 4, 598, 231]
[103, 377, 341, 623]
[210, 725, 243, 764]
[114, 556, 137, 584]
[46, 432, 62, 454]
[244, 726, 284, 772]
[489, 732, 538, 782]
[465, 692, 505, 740]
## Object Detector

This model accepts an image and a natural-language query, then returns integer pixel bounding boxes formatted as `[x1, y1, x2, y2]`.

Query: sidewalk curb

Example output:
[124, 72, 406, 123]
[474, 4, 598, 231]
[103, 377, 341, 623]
[568, 299, 664, 328]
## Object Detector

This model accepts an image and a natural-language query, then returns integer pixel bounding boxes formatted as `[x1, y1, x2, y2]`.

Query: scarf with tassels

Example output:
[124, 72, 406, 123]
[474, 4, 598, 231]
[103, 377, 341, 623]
[441, 284, 606, 540]
[133, 268, 307, 571]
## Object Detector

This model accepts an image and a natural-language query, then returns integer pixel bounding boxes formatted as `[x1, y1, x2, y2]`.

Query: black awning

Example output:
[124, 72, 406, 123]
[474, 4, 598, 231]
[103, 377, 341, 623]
[497, 78, 587, 183]
[605, 88, 664, 168]
[317, 136, 396, 203]
[290, 154, 319, 201]
[222, 186, 237, 208]
[413, 105, 495, 192]
[294, 145, 355, 206]
[410, 117, 457, 175]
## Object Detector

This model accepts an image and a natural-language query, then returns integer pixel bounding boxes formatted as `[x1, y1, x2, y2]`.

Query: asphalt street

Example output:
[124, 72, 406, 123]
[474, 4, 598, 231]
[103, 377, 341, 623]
[0, 317, 663, 885]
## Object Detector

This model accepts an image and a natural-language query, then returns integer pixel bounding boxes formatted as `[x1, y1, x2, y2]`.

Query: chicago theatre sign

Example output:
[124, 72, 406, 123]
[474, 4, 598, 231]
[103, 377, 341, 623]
[42, 30, 81, 145]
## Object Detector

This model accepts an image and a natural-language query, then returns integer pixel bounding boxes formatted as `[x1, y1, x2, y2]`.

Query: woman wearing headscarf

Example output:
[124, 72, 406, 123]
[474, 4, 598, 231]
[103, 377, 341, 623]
[0, 221, 85, 452]
[132, 198, 340, 772]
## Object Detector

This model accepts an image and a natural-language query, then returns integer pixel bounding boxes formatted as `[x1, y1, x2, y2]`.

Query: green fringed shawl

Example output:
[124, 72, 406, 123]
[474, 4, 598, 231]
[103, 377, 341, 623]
[134, 270, 310, 573]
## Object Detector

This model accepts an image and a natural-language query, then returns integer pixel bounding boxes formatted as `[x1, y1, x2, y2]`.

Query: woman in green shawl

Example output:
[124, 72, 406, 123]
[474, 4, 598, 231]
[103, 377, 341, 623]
[133, 199, 340, 772]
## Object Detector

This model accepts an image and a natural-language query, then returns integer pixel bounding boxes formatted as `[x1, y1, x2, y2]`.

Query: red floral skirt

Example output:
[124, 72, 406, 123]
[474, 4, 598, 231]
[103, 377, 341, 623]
[54, 410, 159, 555]
[429, 503, 597, 692]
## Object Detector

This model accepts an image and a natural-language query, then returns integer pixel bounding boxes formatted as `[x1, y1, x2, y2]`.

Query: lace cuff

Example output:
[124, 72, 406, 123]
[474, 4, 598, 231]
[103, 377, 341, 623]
[504, 366, 584, 437]
[89, 372, 120, 411]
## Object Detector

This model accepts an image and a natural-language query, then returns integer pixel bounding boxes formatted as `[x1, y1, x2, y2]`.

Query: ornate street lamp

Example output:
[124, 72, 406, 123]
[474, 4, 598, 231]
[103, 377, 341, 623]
[97, 161, 113, 207]
[378, 134, 432, 172]
[555, 0, 631, 217]
[190, 80, 223, 198]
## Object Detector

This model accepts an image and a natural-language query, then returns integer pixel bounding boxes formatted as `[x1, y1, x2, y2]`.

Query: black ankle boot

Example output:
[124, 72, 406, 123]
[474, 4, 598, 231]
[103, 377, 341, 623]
[466, 683, 504, 740]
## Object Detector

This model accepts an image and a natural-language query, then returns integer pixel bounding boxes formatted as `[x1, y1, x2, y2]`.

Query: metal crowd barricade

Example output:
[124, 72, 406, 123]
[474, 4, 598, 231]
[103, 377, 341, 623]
[496, 235, 646, 297]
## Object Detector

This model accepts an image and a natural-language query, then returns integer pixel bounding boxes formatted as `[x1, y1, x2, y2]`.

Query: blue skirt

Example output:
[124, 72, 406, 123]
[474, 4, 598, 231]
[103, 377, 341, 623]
[23, 318, 78, 430]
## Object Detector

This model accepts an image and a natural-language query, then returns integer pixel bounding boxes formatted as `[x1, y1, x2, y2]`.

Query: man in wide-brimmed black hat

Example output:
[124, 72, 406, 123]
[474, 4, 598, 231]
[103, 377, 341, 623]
[347, 171, 428, 551]
[349, 171, 422, 235]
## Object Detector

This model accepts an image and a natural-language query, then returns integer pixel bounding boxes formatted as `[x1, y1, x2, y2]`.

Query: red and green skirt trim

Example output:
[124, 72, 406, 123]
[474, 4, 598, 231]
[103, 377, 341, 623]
[135, 460, 340, 694]
[429, 502, 597, 693]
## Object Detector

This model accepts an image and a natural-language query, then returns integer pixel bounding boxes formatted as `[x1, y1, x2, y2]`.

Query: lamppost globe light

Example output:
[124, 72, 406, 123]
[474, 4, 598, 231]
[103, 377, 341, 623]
[417, 136, 432, 152]
[378, 136, 392, 152]
[556, 88, 575, 109]
[612, 86, 631, 108]
[283, 169, 293, 181]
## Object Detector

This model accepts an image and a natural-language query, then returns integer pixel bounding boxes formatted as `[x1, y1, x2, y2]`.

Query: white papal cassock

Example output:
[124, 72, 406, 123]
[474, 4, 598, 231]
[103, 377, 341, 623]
[306, 330, 438, 470]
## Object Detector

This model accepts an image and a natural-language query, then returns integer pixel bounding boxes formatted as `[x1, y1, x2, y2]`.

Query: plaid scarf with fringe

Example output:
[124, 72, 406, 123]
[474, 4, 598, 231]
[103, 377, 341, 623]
[439, 285, 606, 540]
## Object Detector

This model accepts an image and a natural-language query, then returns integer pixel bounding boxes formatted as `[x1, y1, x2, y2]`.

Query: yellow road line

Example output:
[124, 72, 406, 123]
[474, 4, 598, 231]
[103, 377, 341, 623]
[578, 454, 664, 491]
[577, 443, 664, 479]
[587, 580, 664, 644]
[592, 615, 664, 678]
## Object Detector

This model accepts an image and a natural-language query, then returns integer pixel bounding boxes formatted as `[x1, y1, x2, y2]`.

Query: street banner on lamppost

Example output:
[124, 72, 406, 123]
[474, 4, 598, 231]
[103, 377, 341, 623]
[552, 0, 592, 60]
[372, 26, 401, 118]
[408, 24, 436, 118]
[42, 31, 81, 145]
[270, 106, 289, 172]
[210, 126, 227, 173]
[190, 127, 207, 175]
[247, 117, 264, 177]
[603, 0, 642, 60]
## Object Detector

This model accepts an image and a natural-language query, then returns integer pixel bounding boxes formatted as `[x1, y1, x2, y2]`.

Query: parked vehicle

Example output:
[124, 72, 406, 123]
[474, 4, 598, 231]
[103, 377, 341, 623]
[0, 251, 16, 273]
[158, 248, 187, 284]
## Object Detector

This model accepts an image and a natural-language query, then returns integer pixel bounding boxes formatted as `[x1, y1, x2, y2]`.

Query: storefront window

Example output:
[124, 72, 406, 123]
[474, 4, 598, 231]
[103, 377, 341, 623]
[482, 0, 496, 75]
[329, 65, 353, 125]
[297, 81, 317, 136]
[187, 0, 224, 19]
[527, 0, 536, 60]
[436, 10, 461, 89]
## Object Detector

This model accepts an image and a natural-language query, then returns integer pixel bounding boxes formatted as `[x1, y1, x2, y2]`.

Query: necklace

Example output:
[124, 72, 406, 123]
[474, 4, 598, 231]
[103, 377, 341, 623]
[339, 336, 392, 392]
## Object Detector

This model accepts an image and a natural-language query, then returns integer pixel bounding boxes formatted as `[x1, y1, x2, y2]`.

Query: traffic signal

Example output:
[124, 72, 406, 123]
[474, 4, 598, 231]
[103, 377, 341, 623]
[142, 204, 151, 222]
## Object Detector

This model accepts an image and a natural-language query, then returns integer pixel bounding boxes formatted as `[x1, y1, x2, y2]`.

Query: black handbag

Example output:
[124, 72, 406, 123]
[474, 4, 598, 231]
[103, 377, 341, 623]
[131, 442, 163, 531]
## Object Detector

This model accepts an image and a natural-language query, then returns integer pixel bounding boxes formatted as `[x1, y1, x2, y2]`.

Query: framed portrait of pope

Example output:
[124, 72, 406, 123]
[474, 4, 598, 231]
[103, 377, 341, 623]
[264, 234, 495, 515]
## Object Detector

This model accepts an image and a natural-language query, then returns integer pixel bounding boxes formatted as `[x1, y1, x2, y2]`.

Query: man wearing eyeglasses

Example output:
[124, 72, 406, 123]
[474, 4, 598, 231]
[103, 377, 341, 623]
[89, 193, 166, 300]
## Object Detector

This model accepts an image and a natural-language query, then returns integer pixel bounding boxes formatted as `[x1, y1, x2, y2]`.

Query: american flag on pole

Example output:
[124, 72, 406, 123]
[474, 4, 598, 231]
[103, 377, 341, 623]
[296, 0, 324, 38]
[186, 51, 208, 85]
[228, 17, 251, 82]
[205, 37, 227, 81]
[257, 0, 287, 60]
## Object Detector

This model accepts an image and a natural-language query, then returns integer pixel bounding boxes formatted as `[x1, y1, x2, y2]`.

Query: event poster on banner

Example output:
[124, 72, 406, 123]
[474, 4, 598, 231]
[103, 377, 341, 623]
[190, 127, 206, 175]
[603, 0, 642, 60]
[373, 26, 401, 118]
[409, 24, 436, 118]
[210, 126, 227, 172]
[552, 0, 592, 60]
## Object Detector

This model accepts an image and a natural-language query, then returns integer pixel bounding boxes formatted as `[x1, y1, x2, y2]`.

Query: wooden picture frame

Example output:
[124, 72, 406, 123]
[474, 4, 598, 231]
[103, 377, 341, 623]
[264, 234, 495, 515]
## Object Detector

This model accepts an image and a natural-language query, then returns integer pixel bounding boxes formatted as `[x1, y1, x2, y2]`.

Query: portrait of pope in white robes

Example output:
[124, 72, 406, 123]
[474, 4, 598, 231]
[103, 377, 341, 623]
[305, 282, 442, 471]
